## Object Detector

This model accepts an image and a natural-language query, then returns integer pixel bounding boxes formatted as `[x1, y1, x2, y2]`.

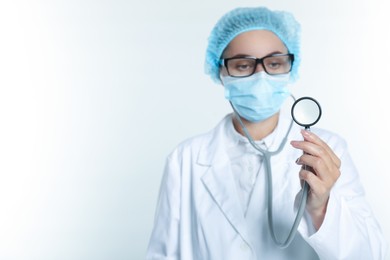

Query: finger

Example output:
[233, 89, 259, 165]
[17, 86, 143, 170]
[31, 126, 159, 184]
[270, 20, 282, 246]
[296, 153, 333, 181]
[299, 169, 333, 202]
[299, 168, 324, 193]
[301, 130, 341, 168]
[290, 134, 339, 170]
[297, 153, 341, 187]
[292, 141, 336, 175]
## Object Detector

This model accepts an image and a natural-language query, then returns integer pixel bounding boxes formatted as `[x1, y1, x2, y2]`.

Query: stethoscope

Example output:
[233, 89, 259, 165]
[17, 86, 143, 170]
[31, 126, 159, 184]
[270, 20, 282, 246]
[230, 96, 322, 248]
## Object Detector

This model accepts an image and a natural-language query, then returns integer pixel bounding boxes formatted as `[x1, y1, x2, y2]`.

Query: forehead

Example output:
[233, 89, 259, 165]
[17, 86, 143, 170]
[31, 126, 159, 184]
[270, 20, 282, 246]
[222, 30, 288, 58]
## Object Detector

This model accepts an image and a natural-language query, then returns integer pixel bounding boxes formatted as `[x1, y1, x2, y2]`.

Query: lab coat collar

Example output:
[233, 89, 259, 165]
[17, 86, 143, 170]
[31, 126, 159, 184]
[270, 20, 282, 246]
[196, 114, 232, 166]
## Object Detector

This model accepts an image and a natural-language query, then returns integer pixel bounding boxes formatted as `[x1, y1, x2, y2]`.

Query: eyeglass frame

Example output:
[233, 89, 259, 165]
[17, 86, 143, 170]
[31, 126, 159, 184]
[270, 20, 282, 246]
[220, 53, 295, 78]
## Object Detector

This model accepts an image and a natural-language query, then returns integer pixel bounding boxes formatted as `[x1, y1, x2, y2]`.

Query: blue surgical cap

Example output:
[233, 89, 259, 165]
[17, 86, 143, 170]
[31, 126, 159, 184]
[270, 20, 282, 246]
[205, 7, 301, 84]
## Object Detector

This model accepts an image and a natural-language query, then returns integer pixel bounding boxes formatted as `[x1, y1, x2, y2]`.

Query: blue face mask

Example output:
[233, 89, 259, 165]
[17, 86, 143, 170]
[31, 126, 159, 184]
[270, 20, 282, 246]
[221, 72, 291, 122]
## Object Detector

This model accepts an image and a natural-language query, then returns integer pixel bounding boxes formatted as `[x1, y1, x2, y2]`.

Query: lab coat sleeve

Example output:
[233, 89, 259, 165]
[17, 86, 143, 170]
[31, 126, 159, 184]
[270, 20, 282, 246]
[299, 138, 388, 260]
[146, 152, 181, 260]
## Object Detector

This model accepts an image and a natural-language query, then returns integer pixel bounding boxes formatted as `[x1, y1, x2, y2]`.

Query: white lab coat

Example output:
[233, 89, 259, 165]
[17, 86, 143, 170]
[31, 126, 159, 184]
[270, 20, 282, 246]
[146, 113, 387, 260]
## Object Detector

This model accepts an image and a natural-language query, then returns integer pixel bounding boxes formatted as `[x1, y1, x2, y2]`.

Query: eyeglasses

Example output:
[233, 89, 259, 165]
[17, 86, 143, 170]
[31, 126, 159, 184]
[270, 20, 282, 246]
[221, 53, 294, 78]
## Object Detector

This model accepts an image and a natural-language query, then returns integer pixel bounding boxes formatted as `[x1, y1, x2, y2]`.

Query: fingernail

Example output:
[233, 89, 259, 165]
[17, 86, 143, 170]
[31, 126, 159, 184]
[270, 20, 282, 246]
[295, 157, 300, 164]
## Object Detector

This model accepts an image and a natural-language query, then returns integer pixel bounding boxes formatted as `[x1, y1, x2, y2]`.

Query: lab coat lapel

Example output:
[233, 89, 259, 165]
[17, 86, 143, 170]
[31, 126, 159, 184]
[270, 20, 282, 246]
[197, 118, 252, 246]
[201, 161, 252, 246]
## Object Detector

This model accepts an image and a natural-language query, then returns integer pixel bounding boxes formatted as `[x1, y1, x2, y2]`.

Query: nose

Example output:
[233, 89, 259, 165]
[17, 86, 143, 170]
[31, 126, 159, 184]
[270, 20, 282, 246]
[254, 61, 265, 74]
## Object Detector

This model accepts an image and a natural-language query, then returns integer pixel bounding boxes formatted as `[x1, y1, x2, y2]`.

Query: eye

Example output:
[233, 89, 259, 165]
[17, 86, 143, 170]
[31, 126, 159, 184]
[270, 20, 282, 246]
[267, 62, 281, 69]
[229, 59, 255, 72]
[264, 56, 290, 72]
[265, 60, 282, 70]
[235, 63, 253, 71]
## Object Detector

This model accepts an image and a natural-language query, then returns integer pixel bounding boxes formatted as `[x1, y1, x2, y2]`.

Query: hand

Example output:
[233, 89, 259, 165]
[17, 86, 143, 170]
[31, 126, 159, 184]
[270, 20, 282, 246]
[290, 130, 341, 230]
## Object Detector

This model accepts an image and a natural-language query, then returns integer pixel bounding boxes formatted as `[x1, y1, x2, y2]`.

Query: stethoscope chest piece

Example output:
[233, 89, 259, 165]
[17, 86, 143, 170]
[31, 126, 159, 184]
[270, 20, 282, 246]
[291, 96, 322, 129]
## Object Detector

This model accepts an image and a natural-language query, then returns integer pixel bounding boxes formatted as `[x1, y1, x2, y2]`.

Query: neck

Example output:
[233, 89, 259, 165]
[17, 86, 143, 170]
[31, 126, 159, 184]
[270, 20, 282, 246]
[233, 113, 280, 141]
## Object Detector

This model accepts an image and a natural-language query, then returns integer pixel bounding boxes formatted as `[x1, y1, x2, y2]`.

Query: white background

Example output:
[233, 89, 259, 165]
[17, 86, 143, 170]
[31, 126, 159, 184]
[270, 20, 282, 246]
[0, 0, 389, 259]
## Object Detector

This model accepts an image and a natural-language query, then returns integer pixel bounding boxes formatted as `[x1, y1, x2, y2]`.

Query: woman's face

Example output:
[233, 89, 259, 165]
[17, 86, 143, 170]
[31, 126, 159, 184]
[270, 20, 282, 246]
[220, 30, 288, 77]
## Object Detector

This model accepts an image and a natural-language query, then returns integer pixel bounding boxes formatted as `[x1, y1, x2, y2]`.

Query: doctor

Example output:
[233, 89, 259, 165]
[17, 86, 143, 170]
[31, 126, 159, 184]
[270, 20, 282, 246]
[146, 6, 388, 260]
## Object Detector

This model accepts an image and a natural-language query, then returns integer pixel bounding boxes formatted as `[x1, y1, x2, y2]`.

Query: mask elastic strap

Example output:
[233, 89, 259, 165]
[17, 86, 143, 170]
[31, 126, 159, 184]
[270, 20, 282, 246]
[229, 96, 308, 248]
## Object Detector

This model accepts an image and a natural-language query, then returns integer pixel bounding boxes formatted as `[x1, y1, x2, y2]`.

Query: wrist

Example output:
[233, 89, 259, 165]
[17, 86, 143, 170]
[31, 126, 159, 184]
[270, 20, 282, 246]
[307, 201, 328, 231]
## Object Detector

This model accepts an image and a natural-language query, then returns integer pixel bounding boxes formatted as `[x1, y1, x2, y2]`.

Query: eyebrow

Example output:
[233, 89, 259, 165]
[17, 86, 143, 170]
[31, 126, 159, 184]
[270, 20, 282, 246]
[226, 51, 284, 59]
